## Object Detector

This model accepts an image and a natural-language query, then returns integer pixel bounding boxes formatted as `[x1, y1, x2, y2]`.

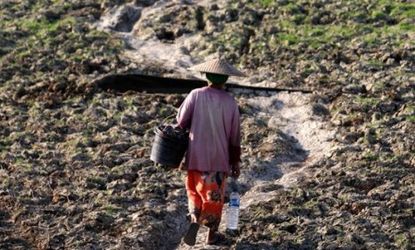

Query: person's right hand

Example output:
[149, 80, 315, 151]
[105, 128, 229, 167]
[231, 163, 240, 179]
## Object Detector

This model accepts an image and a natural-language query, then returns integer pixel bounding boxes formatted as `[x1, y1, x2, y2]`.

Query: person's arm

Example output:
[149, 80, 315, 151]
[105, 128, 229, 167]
[229, 105, 241, 178]
[176, 91, 195, 129]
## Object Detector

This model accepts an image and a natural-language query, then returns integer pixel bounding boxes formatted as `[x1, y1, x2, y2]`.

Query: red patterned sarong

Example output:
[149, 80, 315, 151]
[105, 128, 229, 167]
[186, 170, 227, 230]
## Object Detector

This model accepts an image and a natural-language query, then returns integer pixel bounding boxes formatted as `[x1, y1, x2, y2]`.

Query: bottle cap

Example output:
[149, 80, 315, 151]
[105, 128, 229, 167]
[229, 178, 239, 192]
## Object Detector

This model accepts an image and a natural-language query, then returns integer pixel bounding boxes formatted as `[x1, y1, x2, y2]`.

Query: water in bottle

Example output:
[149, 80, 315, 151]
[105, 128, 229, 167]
[226, 191, 240, 230]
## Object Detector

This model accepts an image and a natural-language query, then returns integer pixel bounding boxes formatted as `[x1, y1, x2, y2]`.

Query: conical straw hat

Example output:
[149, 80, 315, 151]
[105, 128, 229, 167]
[189, 58, 246, 77]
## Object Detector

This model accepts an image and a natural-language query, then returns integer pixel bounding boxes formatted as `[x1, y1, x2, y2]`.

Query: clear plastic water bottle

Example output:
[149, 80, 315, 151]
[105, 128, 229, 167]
[226, 180, 240, 230]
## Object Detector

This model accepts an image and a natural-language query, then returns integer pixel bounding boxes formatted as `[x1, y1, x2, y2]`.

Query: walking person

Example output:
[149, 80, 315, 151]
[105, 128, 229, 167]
[176, 58, 245, 246]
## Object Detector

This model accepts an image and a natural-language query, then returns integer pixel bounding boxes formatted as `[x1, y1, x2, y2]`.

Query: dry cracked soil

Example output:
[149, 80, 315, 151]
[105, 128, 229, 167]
[1, 0, 414, 249]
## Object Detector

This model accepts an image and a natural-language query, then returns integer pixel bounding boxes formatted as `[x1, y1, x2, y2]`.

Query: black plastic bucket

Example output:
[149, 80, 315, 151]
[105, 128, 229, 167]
[150, 125, 189, 167]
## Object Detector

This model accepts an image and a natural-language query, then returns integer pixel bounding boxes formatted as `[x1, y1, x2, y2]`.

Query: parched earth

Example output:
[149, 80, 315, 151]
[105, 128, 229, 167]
[1, 0, 415, 249]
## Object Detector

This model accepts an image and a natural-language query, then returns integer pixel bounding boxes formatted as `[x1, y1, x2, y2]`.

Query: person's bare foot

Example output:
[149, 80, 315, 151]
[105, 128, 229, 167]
[206, 229, 227, 245]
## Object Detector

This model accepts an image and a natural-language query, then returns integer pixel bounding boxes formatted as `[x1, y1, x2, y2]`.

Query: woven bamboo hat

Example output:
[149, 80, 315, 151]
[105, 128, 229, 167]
[189, 58, 246, 77]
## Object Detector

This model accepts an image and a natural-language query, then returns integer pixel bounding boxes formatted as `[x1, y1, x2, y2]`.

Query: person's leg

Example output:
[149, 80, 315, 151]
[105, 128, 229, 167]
[183, 170, 202, 246]
[195, 172, 227, 244]
[186, 170, 202, 221]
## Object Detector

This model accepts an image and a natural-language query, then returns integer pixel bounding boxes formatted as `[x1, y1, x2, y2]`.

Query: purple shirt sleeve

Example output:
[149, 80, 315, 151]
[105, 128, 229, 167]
[176, 91, 195, 129]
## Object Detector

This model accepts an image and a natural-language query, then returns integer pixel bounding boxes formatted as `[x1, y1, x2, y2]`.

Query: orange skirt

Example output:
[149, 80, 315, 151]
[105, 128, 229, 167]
[185, 170, 227, 230]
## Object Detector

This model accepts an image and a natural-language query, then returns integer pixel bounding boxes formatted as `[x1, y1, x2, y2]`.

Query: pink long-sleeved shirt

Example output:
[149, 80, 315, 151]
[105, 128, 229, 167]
[176, 86, 241, 173]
